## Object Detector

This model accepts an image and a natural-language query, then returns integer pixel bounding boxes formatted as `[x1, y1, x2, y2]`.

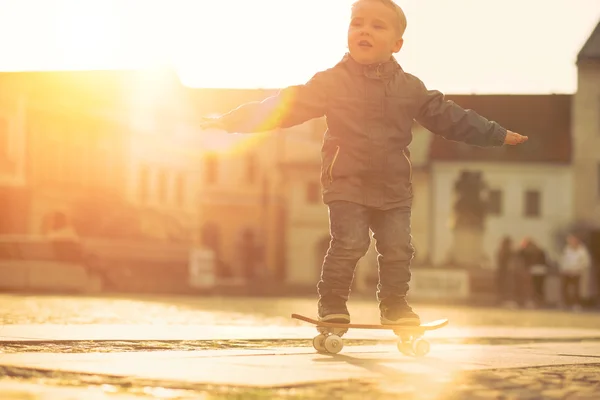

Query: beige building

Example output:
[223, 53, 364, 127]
[571, 21, 600, 300]
[573, 21, 600, 226]
[124, 70, 201, 241]
[182, 88, 286, 281]
[0, 93, 27, 187]
[0, 71, 131, 235]
[427, 94, 573, 265]
[0, 89, 28, 234]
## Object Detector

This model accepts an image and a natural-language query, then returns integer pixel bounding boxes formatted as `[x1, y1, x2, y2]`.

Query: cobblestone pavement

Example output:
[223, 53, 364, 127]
[1, 293, 599, 399]
[0, 363, 599, 399]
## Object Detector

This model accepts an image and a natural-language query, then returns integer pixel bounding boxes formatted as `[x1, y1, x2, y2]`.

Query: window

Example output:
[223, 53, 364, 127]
[175, 173, 185, 207]
[204, 154, 218, 185]
[201, 222, 220, 254]
[306, 182, 320, 204]
[487, 189, 502, 216]
[245, 154, 257, 184]
[524, 190, 541, 218]
[261, 177, 269, 207]
[0, 117, 8, 161]
[157, 170, 168, 203]
[138, 167, 149, 204]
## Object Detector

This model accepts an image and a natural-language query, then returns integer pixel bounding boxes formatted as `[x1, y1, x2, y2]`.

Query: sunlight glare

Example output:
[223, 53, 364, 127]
[1, 0, 598, 93]
[173, 0, 351, 88]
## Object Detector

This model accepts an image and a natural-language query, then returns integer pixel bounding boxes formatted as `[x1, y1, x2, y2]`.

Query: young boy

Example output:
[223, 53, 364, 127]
[201, 0, 528, 325]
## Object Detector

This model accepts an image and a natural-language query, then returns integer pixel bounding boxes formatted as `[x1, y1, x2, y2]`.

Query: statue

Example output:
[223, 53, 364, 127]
[447, 170, 490, 268]
[452, 171, 488, 231]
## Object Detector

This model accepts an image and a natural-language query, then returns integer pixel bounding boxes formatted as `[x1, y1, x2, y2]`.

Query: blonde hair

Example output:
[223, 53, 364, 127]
[351, 0, 407, 38]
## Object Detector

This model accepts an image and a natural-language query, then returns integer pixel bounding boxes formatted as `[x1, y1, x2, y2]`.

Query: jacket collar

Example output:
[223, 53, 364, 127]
[339, 53, 401, 80]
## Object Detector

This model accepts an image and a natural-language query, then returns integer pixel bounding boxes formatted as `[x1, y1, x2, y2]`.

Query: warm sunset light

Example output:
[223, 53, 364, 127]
[2, 1, 600, 398]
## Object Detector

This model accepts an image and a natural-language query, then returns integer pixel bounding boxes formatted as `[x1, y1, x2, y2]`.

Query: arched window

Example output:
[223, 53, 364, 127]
[201, 222, 221, 254]
[0, 117, 8, 165]
[238, 228, 263, 281]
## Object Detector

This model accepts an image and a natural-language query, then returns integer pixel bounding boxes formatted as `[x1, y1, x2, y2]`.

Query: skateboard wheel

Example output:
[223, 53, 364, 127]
[312, 334, 327, 352]
[413, 339, 430, 357]
[324, 334, 343, 354]
[397, 341, 414, 356]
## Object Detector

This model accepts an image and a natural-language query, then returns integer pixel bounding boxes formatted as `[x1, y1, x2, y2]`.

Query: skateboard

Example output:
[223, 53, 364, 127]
[291, 313, 448, 356]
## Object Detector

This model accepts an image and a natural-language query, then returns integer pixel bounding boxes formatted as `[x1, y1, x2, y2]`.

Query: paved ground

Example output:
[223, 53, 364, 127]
[0, 293, 599, 399]
[3, 342, 600, 384]
[2, 292, 600, 327]
[1, 343, 599, 399]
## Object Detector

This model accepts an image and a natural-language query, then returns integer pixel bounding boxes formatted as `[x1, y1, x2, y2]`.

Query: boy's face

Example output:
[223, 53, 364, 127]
[348, 1, 404, 65]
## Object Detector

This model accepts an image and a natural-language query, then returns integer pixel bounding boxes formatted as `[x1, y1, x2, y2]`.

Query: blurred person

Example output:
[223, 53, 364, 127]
[512, 238, 534, 308]
[559, 234, 592, 311]
[238, 229, 261, 282]
[199, 0, 528, 325]
[495, 236, 514, 306]
[41, 211, 82, 263]
[524, 239, 548, 307]
[513, 238, 548, 308]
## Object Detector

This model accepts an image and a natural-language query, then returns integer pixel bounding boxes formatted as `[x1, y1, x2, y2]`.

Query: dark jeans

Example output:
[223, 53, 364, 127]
[561, 275, 581, 307]
[317, 200, 414, 301]
[496, 268, 510, 303]
[531, 275, 546, 305]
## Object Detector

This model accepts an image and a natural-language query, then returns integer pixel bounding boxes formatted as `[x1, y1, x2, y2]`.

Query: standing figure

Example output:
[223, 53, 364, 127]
[200, 0, 528, 325]
[559, 234, 592, 310]
[495, 236, 513, 305]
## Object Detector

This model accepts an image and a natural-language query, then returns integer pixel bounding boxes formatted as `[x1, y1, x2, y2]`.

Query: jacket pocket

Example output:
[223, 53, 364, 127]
[328, 146, 341, 183]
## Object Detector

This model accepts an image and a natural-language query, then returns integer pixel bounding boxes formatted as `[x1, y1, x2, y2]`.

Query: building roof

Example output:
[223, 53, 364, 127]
[578, 21, 600, 63]
[428, 94, 571, 164]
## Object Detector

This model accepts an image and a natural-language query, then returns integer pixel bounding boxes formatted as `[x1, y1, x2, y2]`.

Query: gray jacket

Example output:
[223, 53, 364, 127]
[215, 53, 507, 209]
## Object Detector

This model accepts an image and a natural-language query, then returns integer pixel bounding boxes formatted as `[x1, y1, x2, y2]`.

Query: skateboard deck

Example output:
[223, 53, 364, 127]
[291, 313, 448, 356]
[291, 313, 448, 332]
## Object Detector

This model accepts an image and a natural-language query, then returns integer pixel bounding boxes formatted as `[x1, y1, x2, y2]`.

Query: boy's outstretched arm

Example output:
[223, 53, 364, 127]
[200, 72, 329, 133]
[413, 78, 527, 147]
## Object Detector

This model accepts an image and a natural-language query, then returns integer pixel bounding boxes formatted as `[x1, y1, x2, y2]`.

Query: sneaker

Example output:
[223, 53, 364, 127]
[379, 296, 420, 325]
[318, 295, 350, 323]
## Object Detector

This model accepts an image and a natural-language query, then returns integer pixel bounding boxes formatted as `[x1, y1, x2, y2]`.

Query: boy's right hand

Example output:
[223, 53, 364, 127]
[504, 130, 528, 145]
[199, 117, 225, 130]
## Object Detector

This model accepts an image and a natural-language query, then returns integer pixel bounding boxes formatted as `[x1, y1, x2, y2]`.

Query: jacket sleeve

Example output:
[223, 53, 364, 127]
[215, 71, 329, 133]
[413, 78, 507, 147]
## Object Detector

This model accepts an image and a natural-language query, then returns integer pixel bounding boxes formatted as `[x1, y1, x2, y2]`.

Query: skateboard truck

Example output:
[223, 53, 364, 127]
[291, 313, 448, 356]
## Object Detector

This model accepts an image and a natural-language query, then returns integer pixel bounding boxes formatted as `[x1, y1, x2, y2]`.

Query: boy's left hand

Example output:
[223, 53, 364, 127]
[504, 130, 528, 145]
[199, 117, 225, 130]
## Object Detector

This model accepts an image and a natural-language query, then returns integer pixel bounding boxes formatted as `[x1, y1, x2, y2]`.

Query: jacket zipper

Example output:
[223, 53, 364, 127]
[402, 149, 412, 182]
[329, 146, 340, 183]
